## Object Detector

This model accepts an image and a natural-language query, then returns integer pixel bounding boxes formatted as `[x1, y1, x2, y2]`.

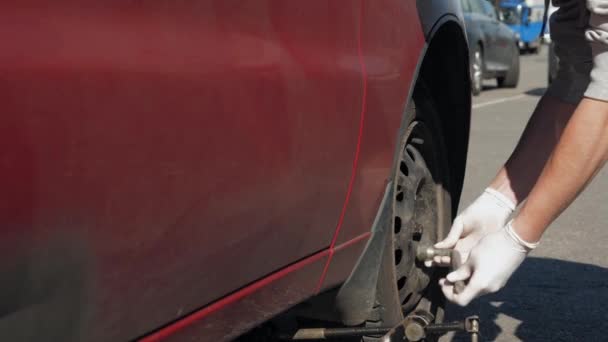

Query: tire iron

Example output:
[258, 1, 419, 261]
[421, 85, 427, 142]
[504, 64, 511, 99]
[279, 313, 480, 341]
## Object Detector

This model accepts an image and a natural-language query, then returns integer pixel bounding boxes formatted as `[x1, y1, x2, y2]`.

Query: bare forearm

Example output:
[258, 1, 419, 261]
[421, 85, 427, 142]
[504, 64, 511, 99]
[513, 98, 608, 242]
[490, 96, 576, 204]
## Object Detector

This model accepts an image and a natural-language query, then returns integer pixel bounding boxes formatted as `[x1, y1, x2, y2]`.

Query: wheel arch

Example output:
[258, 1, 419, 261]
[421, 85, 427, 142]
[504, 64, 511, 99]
[417, 18, 471, 216]
[477, 40, 484, 53]
[332, 17, 471, 327]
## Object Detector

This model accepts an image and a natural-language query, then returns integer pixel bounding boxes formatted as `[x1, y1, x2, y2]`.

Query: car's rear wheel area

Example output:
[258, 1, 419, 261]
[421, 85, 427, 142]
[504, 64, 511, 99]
[362, 81, 451, 341]
[470, 45, 483, 96]
[497, 44, 520, 88]
[237, 81, 457, 342]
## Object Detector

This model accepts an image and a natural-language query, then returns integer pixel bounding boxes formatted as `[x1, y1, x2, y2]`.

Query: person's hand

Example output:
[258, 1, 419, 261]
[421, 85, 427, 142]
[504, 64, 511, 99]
[430, 188, 515, 266]
[439, 220, 538, 306]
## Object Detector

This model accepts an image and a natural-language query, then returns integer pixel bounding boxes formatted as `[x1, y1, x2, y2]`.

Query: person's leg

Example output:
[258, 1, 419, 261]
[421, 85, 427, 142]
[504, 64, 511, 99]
[546, 0, 592, 104]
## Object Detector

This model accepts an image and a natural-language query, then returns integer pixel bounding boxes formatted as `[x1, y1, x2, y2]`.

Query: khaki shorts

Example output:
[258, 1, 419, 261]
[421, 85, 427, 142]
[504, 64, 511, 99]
[546, 0, 608, 103]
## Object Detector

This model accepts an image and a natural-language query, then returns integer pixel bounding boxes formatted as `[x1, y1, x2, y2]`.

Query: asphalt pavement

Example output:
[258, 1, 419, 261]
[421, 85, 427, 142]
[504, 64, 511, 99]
[439, 47, 608, 341]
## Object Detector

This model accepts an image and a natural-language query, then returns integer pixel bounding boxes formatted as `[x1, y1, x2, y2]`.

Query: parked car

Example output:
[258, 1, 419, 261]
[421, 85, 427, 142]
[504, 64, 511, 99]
[499, 0, 545, 53]
[462, 0, 521, 95]
[0, 1, 471, 341]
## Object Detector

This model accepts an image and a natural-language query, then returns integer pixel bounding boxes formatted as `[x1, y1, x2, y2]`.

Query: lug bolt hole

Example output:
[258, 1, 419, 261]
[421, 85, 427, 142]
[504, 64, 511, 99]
[397, 276, 406, 290]
[412, 231, 422, 241]
[396, 192, 404, 202]
[395, 249, 403, 265]
[400, 161, 409, 176]
[406, 148, 416, 161]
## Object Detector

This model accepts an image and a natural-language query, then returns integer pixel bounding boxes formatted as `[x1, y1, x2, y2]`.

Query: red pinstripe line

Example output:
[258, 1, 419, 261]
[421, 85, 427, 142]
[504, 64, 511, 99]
[140, 0, 370, 337]
[316, 0, 368, 293]
[139, 250, 330, 342]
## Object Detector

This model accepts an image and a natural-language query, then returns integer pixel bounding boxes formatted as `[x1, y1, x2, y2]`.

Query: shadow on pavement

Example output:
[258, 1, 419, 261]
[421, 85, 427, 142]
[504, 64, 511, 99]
[443, 257, 608, 341]
[480, 84, 499, 92]
[476, 86, 547, 97]
[524, 87, 547, 97]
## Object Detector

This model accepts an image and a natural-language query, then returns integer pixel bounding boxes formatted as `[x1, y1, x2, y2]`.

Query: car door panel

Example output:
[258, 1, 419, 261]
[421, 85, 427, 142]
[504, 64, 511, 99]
[331, 0, 425, 246]
[465, 0, 491, 69]
[483, 0, 514, 70]
[476, 0, 500, 70]
[497, 23, 517, 68]
[0, 1, 363, 340]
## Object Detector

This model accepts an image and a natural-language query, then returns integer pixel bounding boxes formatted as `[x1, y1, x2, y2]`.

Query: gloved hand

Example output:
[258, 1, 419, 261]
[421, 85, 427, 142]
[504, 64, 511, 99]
[430, 188, 516, 266]
[439, 220, 538, 306]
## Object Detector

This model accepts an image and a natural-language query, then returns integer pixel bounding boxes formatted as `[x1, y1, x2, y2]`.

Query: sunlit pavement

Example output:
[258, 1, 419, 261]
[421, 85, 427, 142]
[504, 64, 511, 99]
[440, 47, 608, 341]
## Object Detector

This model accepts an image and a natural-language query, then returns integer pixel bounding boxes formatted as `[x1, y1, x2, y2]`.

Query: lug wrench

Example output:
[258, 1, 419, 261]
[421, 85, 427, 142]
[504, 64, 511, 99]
[280, 313, 480, 341]
[380, 312, 480, 342]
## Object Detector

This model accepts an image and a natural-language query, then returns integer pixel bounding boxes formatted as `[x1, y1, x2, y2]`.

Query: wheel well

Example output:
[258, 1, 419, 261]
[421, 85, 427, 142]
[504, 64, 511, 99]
[248, 21, 474, 333]
[418, 20, 471, 215]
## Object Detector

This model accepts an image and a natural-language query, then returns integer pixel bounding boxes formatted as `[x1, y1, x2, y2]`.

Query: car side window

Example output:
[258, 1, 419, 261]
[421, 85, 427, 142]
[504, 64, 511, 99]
[460, 0, 471, 13]
[481, 0, 498, 19]
[468, 0, 484, 15]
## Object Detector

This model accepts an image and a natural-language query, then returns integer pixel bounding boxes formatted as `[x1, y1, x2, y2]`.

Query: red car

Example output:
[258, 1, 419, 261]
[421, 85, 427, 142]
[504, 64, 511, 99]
[0, 1, 471, 341]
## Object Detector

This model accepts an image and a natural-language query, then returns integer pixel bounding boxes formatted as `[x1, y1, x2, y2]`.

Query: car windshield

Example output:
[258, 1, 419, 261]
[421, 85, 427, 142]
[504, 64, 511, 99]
[500, 7, 521, 25]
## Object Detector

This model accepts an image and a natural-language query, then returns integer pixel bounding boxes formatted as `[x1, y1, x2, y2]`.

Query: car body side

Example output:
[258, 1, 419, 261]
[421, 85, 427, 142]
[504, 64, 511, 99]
[0, 1, 470, 341]
[141, 1, 472, 340]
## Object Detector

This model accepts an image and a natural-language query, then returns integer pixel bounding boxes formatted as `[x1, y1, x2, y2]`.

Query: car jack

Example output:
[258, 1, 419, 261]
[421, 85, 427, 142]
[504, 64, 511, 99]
[279, 310, 480, 341]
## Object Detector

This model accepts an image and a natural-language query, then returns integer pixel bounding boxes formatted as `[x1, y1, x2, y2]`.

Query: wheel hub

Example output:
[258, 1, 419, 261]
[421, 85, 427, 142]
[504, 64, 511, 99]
[472, 51, 482, 92]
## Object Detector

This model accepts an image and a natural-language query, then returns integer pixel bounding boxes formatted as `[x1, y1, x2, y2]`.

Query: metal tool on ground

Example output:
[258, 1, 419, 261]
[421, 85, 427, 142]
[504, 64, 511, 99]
[380, 311, 480, 342]
[279, 311, 480, 341]
[416, 244, 466, 293]
[279, 245, 481, 341]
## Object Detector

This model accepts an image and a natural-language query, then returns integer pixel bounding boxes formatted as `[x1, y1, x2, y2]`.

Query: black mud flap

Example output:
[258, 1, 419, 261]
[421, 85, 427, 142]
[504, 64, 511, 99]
[334, 183, 393, 326]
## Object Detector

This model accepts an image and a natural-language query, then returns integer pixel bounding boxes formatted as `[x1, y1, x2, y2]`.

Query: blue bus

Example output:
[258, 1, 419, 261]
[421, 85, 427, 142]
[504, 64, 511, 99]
[499, 0, 545, 53]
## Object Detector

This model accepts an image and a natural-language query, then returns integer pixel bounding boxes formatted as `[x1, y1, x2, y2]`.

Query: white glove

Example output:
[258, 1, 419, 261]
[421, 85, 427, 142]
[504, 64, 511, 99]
[431, 188, 515, 265]
[439, 220, 539, 306]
